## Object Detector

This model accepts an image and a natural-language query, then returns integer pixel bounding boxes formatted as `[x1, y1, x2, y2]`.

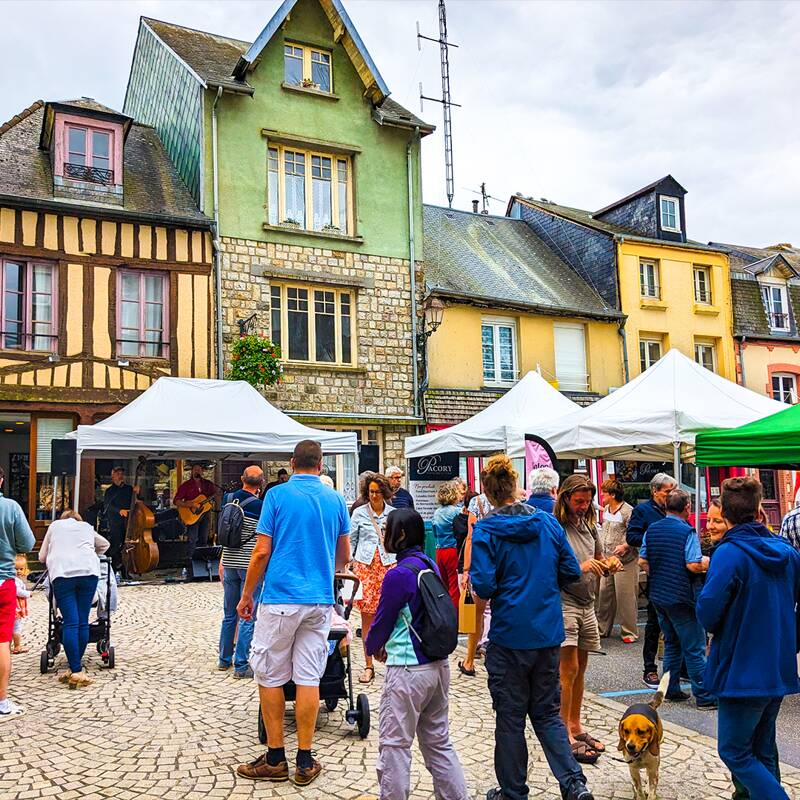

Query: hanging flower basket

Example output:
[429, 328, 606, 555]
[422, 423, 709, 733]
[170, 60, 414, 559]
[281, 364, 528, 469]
[226, 334, 283, 389]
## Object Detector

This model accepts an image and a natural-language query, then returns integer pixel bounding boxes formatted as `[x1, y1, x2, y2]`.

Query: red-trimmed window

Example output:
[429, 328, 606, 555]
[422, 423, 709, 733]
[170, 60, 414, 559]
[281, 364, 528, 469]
[0, 258, 57, 352]
[64, 124, 114, 185]
[117, 270, 169, 359]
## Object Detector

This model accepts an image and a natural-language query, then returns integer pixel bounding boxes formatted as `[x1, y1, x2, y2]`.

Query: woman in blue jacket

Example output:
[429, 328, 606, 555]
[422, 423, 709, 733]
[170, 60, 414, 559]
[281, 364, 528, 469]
[470, 454, 593, 800]
[697, 476, 800, 800]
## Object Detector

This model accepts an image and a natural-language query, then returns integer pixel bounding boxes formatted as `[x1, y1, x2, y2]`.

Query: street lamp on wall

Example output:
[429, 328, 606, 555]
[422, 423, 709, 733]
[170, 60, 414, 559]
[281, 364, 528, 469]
[236, 313, 257, 337]
[416, 297, 445, 348]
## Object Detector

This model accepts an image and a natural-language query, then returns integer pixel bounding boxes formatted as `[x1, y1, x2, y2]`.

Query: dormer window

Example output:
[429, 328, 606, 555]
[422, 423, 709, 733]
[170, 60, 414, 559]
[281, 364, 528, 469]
[659, 196, 680, 233]
[761, 283, 790, 331]
[284, 42, 332, 93]
[65, 125, 113, 184]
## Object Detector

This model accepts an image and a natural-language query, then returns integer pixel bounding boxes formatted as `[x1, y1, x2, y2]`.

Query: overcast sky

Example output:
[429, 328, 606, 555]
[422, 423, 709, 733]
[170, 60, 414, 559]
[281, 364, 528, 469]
[2, 0, 798, 246]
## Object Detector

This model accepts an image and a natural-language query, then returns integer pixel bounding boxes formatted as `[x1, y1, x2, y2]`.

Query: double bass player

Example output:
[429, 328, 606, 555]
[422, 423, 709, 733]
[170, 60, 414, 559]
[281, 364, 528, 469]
[103, 466, 137, 575]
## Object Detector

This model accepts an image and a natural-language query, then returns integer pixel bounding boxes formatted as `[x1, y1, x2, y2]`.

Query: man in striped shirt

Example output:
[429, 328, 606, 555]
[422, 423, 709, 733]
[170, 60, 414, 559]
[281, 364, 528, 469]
[218, 466, 264, 678]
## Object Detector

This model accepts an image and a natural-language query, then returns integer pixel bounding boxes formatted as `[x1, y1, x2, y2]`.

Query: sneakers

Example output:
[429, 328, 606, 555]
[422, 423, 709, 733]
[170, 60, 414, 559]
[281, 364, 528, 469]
[294, 758, 322, 786]
[217, 661, 232, 671]
[666, 690, 690, 702]
[643, 670, 660, 689]
[486, 790, 505, 800]
[566, 783, 595, 800]
[0, 700, 24, 722]
[697, 700, 718, 710]
[236, 753, 289, 782]
[233, 667, 254, 679]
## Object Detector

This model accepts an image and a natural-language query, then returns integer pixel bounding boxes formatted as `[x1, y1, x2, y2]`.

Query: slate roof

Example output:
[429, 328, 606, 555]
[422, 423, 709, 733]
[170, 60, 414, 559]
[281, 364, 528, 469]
[711, 241, 800, 273]
[730, 278, 772, 338]
[594, 174, 687, 217]
[423, 388, 505, 426]
[0, 101, 208, 225]
[423, 205, 622, 321]
[142, 16, 432, 130]
[511, 196, 725, 253]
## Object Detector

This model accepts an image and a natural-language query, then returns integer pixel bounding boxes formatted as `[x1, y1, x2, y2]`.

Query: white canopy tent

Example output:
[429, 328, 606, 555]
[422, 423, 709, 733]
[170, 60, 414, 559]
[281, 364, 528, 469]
[66, 377, 358, 492]
[404, 370, 580, 458]
[507, 349, 785, 465]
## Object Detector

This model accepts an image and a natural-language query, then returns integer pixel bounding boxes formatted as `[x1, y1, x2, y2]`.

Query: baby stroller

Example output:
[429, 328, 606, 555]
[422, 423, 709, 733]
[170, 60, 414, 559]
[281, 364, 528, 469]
[257, 573, 370, 741]
[39, 555, 117, 674]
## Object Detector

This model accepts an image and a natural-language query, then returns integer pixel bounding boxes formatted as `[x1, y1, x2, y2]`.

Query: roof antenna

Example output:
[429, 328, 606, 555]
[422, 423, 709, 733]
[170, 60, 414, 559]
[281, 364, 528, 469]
[417, 1, 460, 208]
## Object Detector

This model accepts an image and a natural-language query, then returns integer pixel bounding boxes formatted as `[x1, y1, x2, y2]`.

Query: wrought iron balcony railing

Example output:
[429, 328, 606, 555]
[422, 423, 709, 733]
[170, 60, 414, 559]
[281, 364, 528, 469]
[64, 163, 114, 185]
[768, 312, 789, 329]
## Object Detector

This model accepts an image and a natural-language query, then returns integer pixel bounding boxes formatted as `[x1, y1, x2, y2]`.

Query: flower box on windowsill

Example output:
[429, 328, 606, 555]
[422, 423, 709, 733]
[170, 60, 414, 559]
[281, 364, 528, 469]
[281, 81, 340, 101]
[263, 223, 363, 244]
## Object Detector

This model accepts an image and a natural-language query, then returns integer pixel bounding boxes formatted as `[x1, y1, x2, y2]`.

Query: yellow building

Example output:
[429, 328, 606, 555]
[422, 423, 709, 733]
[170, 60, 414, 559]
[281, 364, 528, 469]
[421, 204, 625, 432]
[0, 99, 213, 539]
[508, 176, 736, 383]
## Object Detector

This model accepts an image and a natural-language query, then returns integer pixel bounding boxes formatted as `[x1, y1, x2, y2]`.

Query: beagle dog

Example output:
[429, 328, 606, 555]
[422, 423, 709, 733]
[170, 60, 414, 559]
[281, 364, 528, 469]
[617, 672, 670, 800]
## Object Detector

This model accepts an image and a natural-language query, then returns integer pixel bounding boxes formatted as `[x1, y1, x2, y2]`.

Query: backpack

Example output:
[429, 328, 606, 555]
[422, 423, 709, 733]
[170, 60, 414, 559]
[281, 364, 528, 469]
[217, 495, 259, 548]
[401, 556, 458, 660]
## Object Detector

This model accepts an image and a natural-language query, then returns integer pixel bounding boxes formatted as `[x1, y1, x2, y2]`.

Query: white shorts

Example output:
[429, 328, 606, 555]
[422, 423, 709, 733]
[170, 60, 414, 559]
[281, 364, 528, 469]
[250, 604, 332, 688]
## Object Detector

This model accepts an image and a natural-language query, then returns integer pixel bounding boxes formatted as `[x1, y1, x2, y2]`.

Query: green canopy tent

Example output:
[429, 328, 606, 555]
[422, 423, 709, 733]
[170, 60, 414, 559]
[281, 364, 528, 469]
[695, 402, 800, 468]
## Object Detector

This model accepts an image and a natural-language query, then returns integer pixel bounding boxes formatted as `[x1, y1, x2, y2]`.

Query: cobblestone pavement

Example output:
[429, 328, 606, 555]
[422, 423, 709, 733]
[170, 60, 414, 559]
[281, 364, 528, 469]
[2, 583, 798, 800]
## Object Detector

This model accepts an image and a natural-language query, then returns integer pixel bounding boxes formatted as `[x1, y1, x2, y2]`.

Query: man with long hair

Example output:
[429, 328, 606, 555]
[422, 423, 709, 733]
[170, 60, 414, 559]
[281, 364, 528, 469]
[555, 475, 621, 764]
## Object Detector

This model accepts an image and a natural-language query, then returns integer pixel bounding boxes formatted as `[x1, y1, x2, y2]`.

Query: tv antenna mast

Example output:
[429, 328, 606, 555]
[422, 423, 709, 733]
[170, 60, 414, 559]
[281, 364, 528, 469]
[418, 0, 460, 208]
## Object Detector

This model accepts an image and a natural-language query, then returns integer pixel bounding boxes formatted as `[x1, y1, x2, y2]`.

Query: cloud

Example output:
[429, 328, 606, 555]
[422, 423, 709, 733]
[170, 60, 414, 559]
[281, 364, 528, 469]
[0, 0, 797, 245]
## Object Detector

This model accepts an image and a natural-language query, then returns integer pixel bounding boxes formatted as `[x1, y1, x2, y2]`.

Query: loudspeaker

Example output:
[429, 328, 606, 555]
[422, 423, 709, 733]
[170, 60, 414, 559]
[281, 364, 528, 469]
[189, 545, 222, 582]
[359, 444, 380, 474]
[51, 439, 77, 476]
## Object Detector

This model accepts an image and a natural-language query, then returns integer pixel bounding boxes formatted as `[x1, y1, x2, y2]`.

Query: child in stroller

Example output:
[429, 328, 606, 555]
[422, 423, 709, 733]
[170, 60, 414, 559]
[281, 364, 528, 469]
[257, 573, 370, 742]
[40, 555, 118, 676]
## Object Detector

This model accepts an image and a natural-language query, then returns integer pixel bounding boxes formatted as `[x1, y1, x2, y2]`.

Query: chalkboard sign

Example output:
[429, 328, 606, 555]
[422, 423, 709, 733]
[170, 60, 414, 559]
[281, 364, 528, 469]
[409, 452, 460, 482]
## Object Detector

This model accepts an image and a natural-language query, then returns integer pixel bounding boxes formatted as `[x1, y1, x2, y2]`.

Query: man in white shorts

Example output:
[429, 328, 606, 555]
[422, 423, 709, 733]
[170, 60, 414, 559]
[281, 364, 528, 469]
[236, 440, 350, 786]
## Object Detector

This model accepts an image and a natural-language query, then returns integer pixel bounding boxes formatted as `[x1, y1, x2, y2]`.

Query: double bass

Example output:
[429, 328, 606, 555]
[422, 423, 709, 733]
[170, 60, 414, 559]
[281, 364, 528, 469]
[122, 457, 159, 575]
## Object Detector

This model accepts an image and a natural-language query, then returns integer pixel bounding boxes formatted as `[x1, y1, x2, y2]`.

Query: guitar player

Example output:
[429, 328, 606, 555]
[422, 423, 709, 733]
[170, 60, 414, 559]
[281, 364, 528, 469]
[174, 462, 221, 563]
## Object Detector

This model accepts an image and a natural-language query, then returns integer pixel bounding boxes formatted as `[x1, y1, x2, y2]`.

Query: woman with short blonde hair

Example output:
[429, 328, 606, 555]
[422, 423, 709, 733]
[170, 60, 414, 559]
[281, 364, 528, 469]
[432, 479, 463, 611]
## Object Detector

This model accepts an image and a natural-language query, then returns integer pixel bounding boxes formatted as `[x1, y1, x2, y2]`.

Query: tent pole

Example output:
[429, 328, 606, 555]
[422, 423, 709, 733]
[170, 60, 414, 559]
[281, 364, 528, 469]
[695, 465, 702, 533]
[74, 450, 82, 515]
[672, 441, 680, 485]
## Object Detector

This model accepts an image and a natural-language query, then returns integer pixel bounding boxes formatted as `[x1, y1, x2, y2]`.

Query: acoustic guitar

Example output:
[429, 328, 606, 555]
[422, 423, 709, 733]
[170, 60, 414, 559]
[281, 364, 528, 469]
[178, 495, 216, 527]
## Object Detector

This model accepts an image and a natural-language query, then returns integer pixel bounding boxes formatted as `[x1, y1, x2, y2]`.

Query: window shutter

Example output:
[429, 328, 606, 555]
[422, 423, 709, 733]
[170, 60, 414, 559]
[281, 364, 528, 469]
[554, 325, 588, 391]
[35, 418, 74, 473]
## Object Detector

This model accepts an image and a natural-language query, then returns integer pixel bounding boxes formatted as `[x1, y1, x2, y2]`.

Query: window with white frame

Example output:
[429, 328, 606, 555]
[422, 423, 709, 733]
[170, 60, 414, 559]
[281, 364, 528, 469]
[482, 318, 517, 386]
[639, 337, 662, 372]
[270, 283, 354, 365]
[553, 323, 588, 391]
[760, 283, 790, 330]
[0, 258, 57, 352]
[772, 373, 797, 404]
[694, 341, 716, 372]
[117, 270, 169, 358]
[267, 145, 352, 235]
[639, 259, 661, 299]
[659, 196, 680, 232]
[284, 42, 332, 92]
[64, 123, 114, 184]
[693, 266, 712, 304]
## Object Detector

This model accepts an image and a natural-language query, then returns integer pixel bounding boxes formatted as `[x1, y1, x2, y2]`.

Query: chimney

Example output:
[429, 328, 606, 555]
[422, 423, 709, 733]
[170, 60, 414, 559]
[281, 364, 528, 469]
[472, 200, 479, 214]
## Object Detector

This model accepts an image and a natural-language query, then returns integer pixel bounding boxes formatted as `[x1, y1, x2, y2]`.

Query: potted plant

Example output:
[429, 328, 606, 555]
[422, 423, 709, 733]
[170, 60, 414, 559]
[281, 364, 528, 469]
[281, 218, 301, 228]
[302, 78, 316, 89]
[322, 223, 341, 234]
[226, 334, 283, 389]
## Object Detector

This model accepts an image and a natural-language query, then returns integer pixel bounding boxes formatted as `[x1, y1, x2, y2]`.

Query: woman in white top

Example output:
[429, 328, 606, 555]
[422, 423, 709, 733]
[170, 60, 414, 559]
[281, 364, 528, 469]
[349, 473, 395, 683]
[39, 510, 109, 688]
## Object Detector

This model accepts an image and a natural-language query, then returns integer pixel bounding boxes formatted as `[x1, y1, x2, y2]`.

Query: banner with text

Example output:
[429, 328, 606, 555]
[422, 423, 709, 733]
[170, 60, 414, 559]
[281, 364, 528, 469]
[523, 435, 559, 488]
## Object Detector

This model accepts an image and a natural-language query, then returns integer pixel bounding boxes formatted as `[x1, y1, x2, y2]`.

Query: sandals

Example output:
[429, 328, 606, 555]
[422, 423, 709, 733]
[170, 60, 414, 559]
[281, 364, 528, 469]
[358, 666, 374, 684]
[571, 739, 600, 764]
[574, 732, 605, 753]
[457, 660, 476, 677]
[10, 647, 29, 654]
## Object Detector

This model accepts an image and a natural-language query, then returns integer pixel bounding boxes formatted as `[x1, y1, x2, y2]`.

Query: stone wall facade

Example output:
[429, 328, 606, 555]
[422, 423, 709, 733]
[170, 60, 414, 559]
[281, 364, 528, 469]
[219, 235, 421, 467]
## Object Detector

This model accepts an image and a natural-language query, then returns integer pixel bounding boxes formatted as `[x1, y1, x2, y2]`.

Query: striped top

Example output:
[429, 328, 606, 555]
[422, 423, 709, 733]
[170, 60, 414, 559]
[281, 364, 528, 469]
[220, 489, 262, 571]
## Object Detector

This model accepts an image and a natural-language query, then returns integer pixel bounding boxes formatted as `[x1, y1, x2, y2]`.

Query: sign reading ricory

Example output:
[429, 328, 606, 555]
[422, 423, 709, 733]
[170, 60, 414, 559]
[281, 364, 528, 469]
[409, 453, 460, 482]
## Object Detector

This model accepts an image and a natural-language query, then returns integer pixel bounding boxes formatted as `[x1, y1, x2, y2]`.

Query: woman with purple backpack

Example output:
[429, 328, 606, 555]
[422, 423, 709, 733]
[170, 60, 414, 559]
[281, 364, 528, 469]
[365, 508, 468, 800]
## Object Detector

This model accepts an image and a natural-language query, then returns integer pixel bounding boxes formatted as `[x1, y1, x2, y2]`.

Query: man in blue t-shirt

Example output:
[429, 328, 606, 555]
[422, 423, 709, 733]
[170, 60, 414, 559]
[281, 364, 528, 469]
[236, 440, 350, 787]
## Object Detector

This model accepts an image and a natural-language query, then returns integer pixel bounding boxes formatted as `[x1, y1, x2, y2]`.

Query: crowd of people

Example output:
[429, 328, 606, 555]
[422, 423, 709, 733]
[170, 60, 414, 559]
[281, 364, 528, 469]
[2, 446, 800, 800]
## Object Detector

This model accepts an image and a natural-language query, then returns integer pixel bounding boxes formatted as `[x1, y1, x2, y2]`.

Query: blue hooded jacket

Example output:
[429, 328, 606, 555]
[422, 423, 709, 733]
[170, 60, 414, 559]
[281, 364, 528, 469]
[527, 493, 555, 514]
[697, 522, 800, 698]
[470, 503, 582, 649]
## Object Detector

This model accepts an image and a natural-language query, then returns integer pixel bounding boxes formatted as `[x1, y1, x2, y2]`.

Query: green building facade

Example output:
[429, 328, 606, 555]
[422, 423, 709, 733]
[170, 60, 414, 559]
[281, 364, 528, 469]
[124, 0, 433, 491]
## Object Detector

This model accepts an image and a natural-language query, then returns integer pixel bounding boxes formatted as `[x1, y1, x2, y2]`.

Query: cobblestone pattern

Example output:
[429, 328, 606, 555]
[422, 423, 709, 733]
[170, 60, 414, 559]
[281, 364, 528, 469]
[219, 236, 419, 419]
[3, 583, 798, 799]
